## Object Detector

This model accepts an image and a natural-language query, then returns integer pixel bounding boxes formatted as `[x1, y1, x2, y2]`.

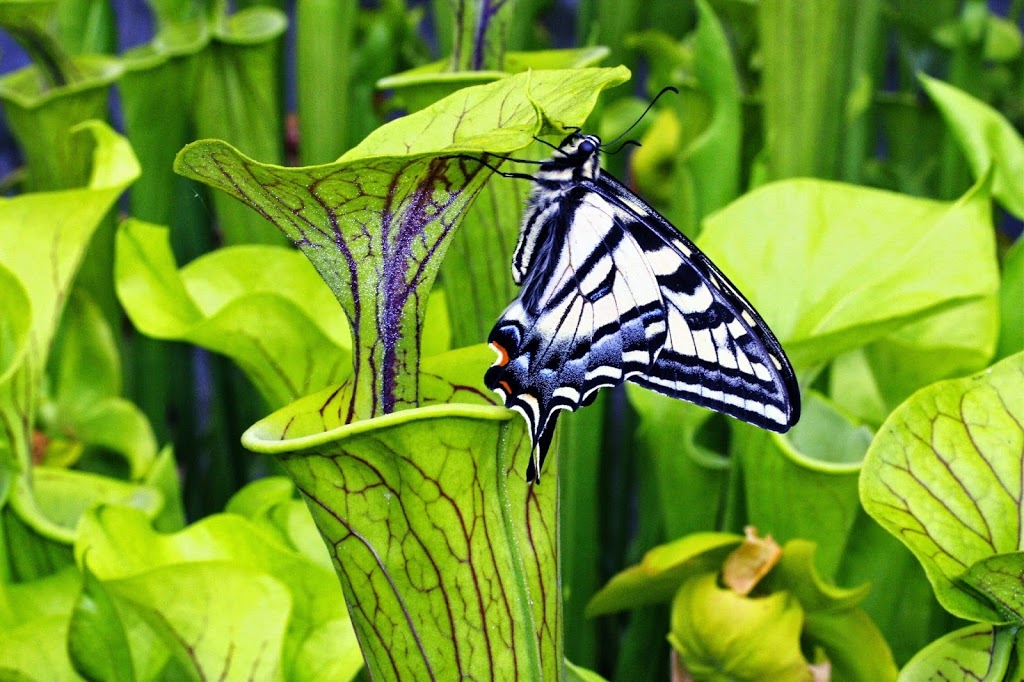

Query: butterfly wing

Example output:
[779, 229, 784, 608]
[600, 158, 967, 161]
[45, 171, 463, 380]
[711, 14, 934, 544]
[486, 185, 667, 481]
[486, 173, 800, 483]
[592, 174, 801, 432]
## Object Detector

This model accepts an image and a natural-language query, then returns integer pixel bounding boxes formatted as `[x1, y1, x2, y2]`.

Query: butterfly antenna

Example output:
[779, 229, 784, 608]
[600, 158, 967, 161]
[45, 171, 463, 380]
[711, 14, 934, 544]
[604, 86, 679, 147]
[533, 136, 561, 152]
[606, 139, 642, 156]
[450, 153, 537, 180]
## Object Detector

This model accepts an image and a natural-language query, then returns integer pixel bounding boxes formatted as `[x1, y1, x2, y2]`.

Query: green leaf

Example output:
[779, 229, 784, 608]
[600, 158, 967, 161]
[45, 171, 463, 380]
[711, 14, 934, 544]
[11, 466, 163, 541]
[558, 392, 607, 669]
[175, 67, 629, 420]
[116, 219, 351, 409]
[0, 121, 141, 576]
[759, 0, 859, 180]
[698, 176, 999, 368]
[69, 563, 136, 682]
[40, 289, 160, 481]
[0, 564, 81, 626]
[734, 394, 869, 578]
[143, 445, 186, 532]
[56, 0, 116, 56]
[226, 477, 334, 570]
[0, 121, 138, 373]
[0, 0, 75, 89]
[672, 0, 742, 233]
[0, 263, 30, 509]
[296, 0, 357, 164]
[860, 352, 1024, 623]
[959, 553, 1024, 623]
[190, 6, 288, 245]
[803, 607, 898, 681]
[448, 0, 517, 70]
[627, 386, 731, 540]
[898, 623, 1018, 681]
[921, 74, 1024, 220]
[0, 261, 31, 404]
[0, 616, 80, 681]
[76, 505, 362, 680]
[47, 289, 120, 416]
[119, 4, 287, 245]
[932, 12, 1023, 62]
[242, 346, 558, 679]
[565, 660, 610, 682]
[586, 533, 742, 616]
[830, 297, 999, 425]
[998, 238, 1024, 360]
[0, 56, 122, 191]
[669, 574, 810, 681]
[0, 568, 83, 677]
[120, 37, 203, 230]
[762, 540, 898, 680]
[378, 47, 610, 114]
[766, 539, 871, 611]
[110, 562, 292, 680]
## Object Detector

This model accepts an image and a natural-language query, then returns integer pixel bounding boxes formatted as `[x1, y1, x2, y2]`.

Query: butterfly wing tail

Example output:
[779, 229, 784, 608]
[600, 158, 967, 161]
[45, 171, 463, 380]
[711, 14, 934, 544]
[525, 415, 559, 483]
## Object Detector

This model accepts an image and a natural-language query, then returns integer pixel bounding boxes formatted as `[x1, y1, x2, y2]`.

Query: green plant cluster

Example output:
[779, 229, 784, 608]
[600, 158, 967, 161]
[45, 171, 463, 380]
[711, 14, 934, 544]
[0, 0, 1022, 680]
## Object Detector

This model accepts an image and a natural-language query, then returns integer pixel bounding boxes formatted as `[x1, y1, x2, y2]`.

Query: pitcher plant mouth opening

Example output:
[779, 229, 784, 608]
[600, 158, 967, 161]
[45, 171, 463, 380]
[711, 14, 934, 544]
[241, 388, 513, 456]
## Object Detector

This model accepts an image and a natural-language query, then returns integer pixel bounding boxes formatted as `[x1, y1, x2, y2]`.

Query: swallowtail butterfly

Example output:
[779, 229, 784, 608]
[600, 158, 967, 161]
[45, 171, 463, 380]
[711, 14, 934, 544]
[483, 121, 800, 483]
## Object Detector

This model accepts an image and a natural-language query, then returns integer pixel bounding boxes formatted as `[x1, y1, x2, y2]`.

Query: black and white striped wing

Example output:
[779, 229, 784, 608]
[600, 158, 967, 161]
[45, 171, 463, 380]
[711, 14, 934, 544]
[594, 174, 800, 432]
[486, 178, 799, 482]
[486, 185, 667, 481]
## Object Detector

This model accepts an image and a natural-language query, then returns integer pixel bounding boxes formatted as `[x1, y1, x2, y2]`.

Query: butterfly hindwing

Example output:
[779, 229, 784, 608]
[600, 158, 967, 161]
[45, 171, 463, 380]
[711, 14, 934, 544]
[593, 174, 799, 432]
[485, 133, 800, 482]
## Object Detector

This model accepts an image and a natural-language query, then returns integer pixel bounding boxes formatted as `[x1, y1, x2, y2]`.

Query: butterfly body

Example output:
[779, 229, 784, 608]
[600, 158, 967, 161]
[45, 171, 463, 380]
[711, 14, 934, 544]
[485, 133, 800, 482]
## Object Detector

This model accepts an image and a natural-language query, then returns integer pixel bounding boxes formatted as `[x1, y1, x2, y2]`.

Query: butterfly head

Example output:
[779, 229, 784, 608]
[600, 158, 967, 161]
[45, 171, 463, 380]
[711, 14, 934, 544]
[539, 132, 602, 182]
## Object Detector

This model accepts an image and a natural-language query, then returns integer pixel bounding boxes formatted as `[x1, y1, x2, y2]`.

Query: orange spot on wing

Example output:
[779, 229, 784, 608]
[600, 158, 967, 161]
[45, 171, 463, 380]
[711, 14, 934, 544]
[490, 341, 510, 367]
[499, 380, 512, 394]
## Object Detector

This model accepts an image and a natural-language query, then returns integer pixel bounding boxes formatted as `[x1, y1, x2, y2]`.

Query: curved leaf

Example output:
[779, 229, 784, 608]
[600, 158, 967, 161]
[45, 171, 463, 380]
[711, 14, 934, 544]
[735, 392, 869, 578]
[860, 352, 1024, 622]
[699, 176, 998, 368]
[175, 67, 629, 419]
[998, 237, 1024, 360]
[830, 297, 999, 425]
[378, 47, 611, 115]
[0, 56, 122, 191]
[586, 533, 742, 616]
[0, 264, 31, 390]
[108, 562, 292, 681]
[69, 564, 136, 682]
[43, 289, 159, 480]
[921, 73, 1024, 220]
[677, 0, 742, 230]
[764, 540, 898, 681]
[898, 623, 1018, 681]
[669, 574, 809, 681]
[959, 552, 1024, 623]
[115, 219, 351, 408]
[5, 466, 163, 579]
[0, 121, 139, 373]
[76, 505, 361, 681]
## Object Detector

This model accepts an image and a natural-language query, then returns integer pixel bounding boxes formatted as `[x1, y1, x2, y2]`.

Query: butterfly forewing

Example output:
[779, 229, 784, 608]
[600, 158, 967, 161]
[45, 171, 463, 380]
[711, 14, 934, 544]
[485, 133, 799, 482]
